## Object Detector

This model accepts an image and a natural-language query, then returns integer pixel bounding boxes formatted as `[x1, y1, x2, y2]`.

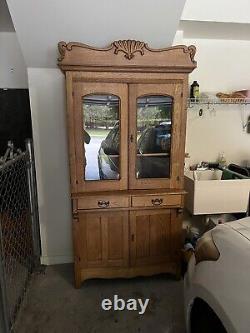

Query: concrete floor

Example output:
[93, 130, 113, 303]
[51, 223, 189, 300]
[14, 264, 186, 333]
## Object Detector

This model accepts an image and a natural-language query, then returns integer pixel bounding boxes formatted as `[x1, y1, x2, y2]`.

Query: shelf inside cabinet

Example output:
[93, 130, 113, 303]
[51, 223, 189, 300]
[136, 153, 170, 157]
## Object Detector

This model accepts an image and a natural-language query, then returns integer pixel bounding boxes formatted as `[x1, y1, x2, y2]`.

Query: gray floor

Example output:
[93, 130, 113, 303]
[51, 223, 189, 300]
[14, 264, 185, 333]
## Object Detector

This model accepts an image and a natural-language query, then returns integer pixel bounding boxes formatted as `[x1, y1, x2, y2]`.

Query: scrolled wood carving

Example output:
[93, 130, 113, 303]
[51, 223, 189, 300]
[113, 40, 146, 60]
[186, 45, 196, 62]
[58, 40, 196, 63]
[58, 41, 97, 62]
[58, 41, 67, 62]
[57, 40, 197, 72]
[58, 41, 71, 62]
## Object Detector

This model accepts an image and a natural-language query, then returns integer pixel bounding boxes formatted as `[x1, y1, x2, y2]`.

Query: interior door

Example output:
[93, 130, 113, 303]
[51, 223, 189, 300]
[73, 82, 128, 192]
[128, 83, 183, 189]
[130, 209, 173, 266]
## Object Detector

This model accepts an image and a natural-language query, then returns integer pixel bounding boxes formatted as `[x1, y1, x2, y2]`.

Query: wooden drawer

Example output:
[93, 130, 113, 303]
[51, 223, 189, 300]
[78, 195, 130, 210]
[132, 194, 181, 208]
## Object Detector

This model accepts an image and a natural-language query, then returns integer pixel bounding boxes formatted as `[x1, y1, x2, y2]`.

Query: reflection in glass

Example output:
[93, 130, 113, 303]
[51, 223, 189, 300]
[136, 95, 172, 179]
[82, 94, 120, 181]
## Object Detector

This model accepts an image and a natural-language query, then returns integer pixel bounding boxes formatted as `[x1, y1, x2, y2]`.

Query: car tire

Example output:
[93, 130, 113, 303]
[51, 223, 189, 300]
[190, 298, 227, 333]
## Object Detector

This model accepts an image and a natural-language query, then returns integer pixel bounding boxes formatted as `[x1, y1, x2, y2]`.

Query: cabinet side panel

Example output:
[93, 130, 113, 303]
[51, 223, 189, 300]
[178, 75, 188, 188]
[66, 72, 77, 193]
[170, 83, 184, 189]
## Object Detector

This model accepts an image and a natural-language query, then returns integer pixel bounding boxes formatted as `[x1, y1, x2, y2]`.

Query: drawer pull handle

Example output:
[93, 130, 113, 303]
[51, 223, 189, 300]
[98, 200, 110, 208]
[151, 198, 163, 206]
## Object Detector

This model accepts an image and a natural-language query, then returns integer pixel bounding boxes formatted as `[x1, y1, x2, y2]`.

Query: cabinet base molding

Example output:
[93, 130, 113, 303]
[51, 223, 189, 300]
[75, 263, 180, 288]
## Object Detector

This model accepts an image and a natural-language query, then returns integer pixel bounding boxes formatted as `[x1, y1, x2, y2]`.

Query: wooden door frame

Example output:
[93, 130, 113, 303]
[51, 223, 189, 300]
[128, 83, 183, 190]
[73, 81, 128, 192]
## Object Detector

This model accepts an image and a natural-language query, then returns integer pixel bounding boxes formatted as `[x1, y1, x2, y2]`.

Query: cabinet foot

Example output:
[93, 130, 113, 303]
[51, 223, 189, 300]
[175, 265, 182, 280]
[74, 265, 82, 289]
[74, 278, 82, 289]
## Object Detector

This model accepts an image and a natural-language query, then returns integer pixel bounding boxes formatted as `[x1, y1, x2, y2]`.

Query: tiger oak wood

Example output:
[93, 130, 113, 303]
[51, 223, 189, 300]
[58, 40, 196, 287]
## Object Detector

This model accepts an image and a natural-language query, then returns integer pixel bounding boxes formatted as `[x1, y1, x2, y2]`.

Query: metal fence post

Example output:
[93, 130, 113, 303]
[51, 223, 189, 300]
[0, 240, 9, 333]
[25, 139, 41, 266]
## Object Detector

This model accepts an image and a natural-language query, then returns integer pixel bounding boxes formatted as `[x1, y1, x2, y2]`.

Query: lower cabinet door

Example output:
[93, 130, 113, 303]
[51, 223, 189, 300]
[78, 211, 129, 268]
[130, 209, 178, 266]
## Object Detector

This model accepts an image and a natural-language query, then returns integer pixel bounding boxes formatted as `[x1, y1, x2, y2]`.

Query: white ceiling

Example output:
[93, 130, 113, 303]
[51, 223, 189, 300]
[182, 0, 250, 24]
[180, 21, 250, 41]
[0, 0, 14, 32]
[6, 0, 186, 68]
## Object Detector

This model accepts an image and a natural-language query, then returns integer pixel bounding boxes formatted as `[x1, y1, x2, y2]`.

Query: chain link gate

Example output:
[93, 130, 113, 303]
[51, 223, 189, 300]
[0, 140, 40, 332]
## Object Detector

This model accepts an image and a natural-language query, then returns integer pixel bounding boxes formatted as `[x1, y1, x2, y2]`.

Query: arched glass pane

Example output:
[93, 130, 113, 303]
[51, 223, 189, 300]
[136, 95, 173, 179]
[82, 94, 120, 181]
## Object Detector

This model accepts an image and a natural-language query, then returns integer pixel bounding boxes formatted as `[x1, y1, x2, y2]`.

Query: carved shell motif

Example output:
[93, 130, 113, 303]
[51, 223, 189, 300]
[113, 40, 146, 60]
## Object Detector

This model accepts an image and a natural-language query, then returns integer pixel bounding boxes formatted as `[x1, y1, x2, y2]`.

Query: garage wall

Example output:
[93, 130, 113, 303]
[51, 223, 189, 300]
[7, 0, 186, 68]
[184, 38, 250, 167]
[27, 68, 72, 264]
[28, 37, 250, 264]
[0, 32, 28, 88]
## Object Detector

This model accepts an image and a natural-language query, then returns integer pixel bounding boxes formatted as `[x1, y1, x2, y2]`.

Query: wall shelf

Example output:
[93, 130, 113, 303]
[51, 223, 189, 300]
[187, 98, 250, 130]
[188, 97, 250, 107]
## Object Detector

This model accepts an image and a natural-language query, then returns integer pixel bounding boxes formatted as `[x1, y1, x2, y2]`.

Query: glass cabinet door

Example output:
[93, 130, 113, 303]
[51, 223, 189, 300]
[129, 83, 183, 189]
[73, 83, 128, 192]
[136, 95, 172, 179]
[83, 94, 120, 181]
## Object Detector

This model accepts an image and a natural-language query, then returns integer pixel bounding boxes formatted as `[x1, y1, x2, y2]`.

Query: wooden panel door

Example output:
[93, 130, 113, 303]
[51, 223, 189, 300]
[130, 209, 178, 266]
[77, 211, 129, 268]
[128, 83, 184, 190]
[73, 82, 128, 192]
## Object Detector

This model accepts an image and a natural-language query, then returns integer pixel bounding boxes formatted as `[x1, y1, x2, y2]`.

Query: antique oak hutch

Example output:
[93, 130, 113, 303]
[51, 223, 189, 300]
[58, 40, 196, 287]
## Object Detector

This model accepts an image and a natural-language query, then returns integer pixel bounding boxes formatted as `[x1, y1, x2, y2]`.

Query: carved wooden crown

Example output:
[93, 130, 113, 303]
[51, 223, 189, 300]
[58, 39, 196, 73]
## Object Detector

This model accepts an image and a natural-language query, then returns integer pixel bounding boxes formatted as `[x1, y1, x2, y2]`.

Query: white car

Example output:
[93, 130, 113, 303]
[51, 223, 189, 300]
[184, 217, 250, 333]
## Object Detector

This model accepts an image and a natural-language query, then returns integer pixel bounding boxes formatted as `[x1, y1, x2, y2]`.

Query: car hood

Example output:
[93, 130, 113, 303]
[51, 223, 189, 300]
[224, 217, 250, 242]
[189, 217, 250, 333]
